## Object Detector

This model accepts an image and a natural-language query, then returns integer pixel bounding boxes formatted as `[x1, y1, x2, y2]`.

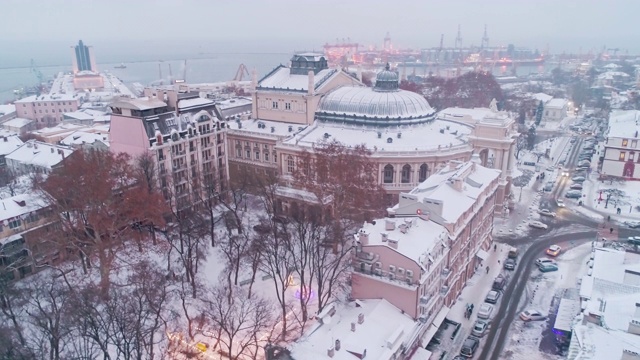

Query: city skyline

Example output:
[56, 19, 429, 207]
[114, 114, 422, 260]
[1, 0, 639, 54]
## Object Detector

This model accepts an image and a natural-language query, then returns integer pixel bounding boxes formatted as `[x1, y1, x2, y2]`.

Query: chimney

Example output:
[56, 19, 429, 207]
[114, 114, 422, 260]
[50, 147, 54, 153]
[385, 219, 395, 231]
[380, 232, 388, 242]
[327, 347, 335, 358]
[357, 65, 363, 82]
[451, 177, 464, 191]
[335, 339, 341, 351]
[628, 319, 640, 335]
[622, 349, 640, 360]
[388, 238, 398, 249]
[358, 230, 369, 245]
[358, 313, 364, 324]
[399, 223, 408, 234]
[350, 322, 356, 332]
[2, 136, 6, 142]
[635, 303, 640, 317]
[308, 70, 315, 96]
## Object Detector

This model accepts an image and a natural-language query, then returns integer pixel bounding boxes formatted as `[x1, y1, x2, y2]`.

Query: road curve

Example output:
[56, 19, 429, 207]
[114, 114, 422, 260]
[480, 230, 596, 360]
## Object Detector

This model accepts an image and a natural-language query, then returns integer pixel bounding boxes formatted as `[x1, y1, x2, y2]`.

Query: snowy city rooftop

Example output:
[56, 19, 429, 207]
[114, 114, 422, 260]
[282, 120, 471, 153]
[289, 299, 419, 360]
[258, 66, 341, 92]
[607, 110, 640, 138]
[228, 118, 307, 138]
[5, 140, 73, 169]
[357, 216, 448, 266]
[404, 160, 501, 223]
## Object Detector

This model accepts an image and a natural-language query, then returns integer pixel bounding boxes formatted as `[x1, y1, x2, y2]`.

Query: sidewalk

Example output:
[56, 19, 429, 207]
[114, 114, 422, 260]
[442, 243, 510, 355]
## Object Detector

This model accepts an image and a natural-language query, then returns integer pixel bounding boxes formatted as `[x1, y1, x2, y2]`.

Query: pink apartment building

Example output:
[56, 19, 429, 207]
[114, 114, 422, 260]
[109, 94, 228, 210]
[15, 94, 81, 127]
[352, 158, 500, 333]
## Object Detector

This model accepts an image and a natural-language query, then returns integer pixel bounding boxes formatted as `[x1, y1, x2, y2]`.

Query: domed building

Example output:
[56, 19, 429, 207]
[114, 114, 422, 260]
[227, 56, 517, 210]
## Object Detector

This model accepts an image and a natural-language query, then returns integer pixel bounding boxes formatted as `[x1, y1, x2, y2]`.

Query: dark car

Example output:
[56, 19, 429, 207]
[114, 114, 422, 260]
[460, 336, 480, 358]
[504, 258, 516, 270]
[492, 274, 507, 290]
[565, 191, 582, 199]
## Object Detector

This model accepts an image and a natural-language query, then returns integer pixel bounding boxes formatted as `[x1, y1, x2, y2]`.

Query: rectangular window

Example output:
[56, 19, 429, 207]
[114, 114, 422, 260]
[620, 152, 626, 161]
[272, 101, 278, 109]
[273, 153, 277, 162]
[264, 152, 269, 162]
[622, 139, 629, 147]
[246, 149, 251, 158]
[285, 103, 291, 110]
[631, 152, 635, 161]
[633, 140, 638, 148]
[255, 150, 260, 160]
[8, 219, 21, 229]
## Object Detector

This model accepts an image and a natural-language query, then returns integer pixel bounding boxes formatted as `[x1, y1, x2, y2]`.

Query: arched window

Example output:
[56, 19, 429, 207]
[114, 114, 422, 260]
[383, 164, 394, 183]
[287, 155, 295, 174]
[419, 164, 429, 182]
[401, 164, 411, 183]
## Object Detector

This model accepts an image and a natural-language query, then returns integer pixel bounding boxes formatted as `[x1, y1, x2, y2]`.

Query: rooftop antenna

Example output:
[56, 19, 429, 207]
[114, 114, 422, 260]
[481, 24, 489, 49]
[455, 25, 462, 49]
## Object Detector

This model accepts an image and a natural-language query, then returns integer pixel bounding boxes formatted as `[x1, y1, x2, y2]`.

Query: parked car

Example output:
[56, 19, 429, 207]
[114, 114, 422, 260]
[570, 138, 577, 143]
[546, 245, 562, 257]
[460, 336, 480, 358]
[539, 263, 559, 272]
[538, 209, 556, 217]
[570, 183, 584, 190]
[561, 170, 570, 177]
[565, 190, 582, 199]
[523, 161, 536, 166]
[520, 309, 547, 321]
[624, 221, 640, 229]
[471, 320, 489, 337]
[556, 198, 566, 207]
[477, 303, 494, 319]
[503, 258, 517, 270]
[535, 258, 556, 267]
[485, 290, 501, 304]
[529, 221, 548, 229]
[578, 161, 591, 167]
[572, 176, 586, 182]
[492, 274, 507, 290]
[543, 182, 554, 192]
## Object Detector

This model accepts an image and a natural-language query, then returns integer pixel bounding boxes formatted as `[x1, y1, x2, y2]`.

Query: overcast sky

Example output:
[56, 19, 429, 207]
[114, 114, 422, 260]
[2, 0, 639, 56]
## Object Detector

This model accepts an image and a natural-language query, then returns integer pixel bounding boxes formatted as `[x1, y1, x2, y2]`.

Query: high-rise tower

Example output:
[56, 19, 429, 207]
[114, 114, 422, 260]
[71, 40, 97, 73]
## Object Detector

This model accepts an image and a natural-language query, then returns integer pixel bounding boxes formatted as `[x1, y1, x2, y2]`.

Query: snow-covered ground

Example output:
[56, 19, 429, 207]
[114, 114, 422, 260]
[499, 242, 593, 360]
[581, 175, 640, 221]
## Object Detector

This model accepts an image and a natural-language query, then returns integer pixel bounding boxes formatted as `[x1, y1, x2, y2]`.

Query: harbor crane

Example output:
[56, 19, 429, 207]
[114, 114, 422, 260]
[30, 59, 44, 85]
[234, 63, 250, 82]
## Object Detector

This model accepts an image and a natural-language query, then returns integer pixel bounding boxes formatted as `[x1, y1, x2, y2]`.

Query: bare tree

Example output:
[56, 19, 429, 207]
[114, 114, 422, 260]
[202, 286, 274, 359]
[37, 150, 167, 296]
[0, 275, 32, 358]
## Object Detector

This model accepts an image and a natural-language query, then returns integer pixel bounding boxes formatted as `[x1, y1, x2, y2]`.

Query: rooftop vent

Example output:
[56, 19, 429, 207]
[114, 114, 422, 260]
[397, 132, 402, 139]
[271, 126, 275, 133]
[377, 132, 382, 139]
[387, 137, 393, 143]
[324, 133, 331, 139]
[288, 125, 293, 132]
[439, 129, 445, 134]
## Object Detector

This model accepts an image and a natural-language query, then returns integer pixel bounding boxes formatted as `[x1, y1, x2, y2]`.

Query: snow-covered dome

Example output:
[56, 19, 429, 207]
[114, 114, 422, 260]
[316, 86, 436, 127]
[374, 63, 400, 91]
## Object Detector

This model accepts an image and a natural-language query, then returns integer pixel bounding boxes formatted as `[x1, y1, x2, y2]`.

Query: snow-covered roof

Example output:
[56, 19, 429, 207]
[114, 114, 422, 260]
[228, 119, 305, 138]
[598, 71, 630, 80]
[318, 86, 435, 119]
[438, 107, 496, 122]
[177, 97, 214, 110]
[32, 123, 87, 136]
[60, 131, 109, 147]
[569, 320, 640, 359]
[401, 161, 501, 223]
[532, 93, 553, 103]
[111, 97, 167, 111]
[215, 97, 252, 110]
[607, 110, 640, 138]
[546, 98, 568, 109]
[357, 216, 448, 266]
[289, 299, 420, 360]
[15, 93, 79, 103]
[63, 111, 94, 120]
[604, 63, 621, 69]
[553, 298, 581, 333]
[0, 104, 16, 116]
[5, 140, 74, 169]
[0, 193, 48, 223]
[2, 117, 32, 128]
[48, 72, 136, 100]
[258, 66, 339, 92]
[0, 134, 23, 156]
[281, 120, 471, 153]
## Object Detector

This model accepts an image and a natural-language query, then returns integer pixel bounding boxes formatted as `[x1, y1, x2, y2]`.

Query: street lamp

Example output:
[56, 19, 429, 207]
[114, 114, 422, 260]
[605, 193, 611, 208]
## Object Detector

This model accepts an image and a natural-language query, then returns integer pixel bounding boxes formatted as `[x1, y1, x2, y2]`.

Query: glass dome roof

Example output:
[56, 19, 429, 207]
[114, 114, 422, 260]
[374, 63, 400, 91]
